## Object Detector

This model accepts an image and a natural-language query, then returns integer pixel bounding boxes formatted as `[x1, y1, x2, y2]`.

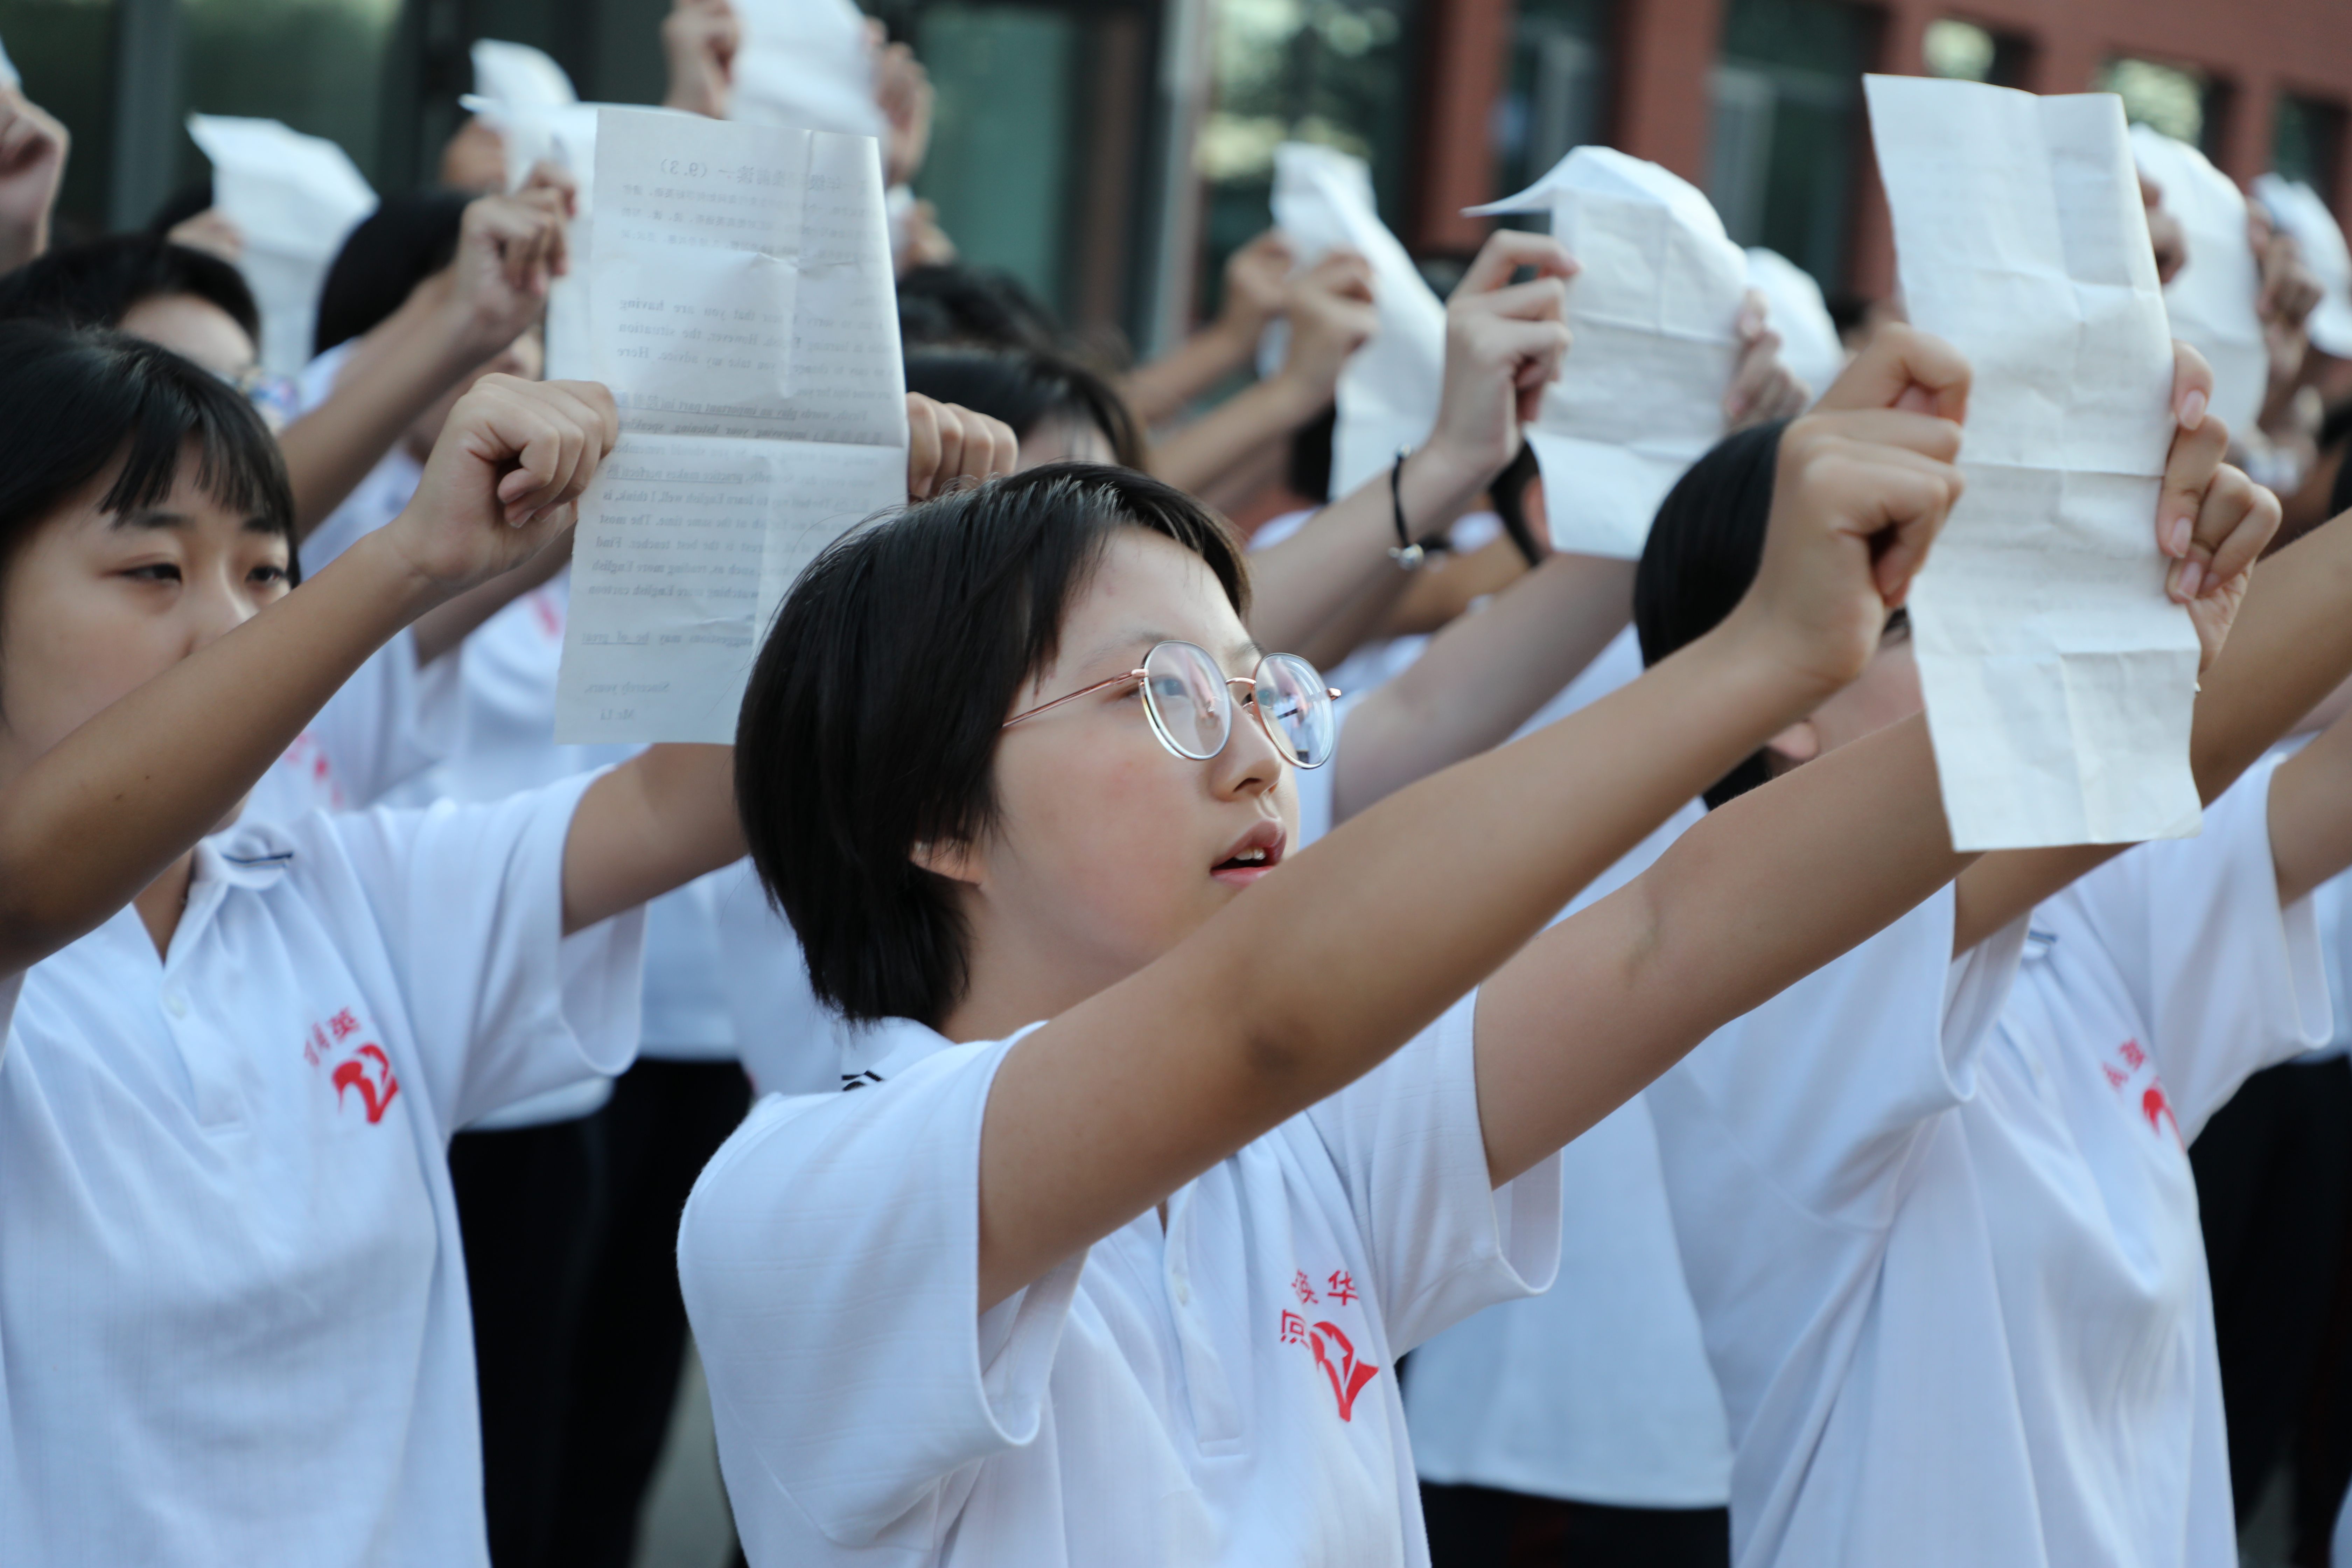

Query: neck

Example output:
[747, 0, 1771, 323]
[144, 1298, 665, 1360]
[132, 852, 198, 959]
[937, 909, 1138, 1044]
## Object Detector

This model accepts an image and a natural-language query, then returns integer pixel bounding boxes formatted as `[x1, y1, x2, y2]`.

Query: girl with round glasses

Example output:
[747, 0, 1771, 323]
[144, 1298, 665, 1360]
[681, 323, 2257, 1564]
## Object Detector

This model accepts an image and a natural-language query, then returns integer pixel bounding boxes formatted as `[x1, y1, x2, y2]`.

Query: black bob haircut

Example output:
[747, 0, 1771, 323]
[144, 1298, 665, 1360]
[897, 263, 1064, 355]
[1634, 420, 1789, 810]
[0, 322, 298, 587]
[313, 189, 472, 357]
[736, 464, 1247, 1028]
[0, 233, 262, 345]
[904, 345, 1148, 471]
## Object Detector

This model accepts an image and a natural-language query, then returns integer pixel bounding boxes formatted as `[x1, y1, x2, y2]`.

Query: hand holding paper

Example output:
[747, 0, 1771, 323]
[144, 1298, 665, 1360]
[1469, 146, 1750, 558]
[2130, 125, 2267, 439]
[0, 78, 65, 271]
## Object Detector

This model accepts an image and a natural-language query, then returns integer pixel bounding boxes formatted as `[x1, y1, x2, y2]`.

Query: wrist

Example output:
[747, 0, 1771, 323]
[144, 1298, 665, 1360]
[1203, 312, 1265, 370]
[1396, 440, 1489, 526]
[1257, 370, 1333, 430]
[1702, 599, 1850, 727]
[339, 519, 472, 620]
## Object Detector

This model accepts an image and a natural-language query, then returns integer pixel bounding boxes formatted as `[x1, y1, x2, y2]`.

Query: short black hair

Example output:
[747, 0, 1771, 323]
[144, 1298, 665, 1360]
[904, 345, 1147, 470]
[897, 263, 1064, 354]
[0, 233, 262, 345]
[1634, 420, 1788, 808]
[0, 322, 297, 596]
[736, 464, 1247, 1027]
[313, 189, 473, 356]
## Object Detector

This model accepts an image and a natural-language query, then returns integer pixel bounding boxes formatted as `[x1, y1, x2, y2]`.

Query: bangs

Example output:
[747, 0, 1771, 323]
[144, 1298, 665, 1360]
[95, 366, 293, 545]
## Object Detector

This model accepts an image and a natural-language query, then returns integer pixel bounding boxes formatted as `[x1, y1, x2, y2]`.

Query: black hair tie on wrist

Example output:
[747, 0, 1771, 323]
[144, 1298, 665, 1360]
[1388, 447, 1455, 570]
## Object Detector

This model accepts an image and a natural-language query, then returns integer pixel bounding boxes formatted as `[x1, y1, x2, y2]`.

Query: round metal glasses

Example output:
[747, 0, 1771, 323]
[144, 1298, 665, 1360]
[1001, 639, 1342, 769]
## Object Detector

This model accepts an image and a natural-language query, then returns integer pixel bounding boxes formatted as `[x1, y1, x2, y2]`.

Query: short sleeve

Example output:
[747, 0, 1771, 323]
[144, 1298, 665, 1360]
[313, 771, 647, 1130]
[1302, 990, 1563, 1354]
[679, 1040, 1083, 1550]
[1661, 888, 2023, 1225]
[306, 630, 464, 809]
[2053, 756, 2331, 1142]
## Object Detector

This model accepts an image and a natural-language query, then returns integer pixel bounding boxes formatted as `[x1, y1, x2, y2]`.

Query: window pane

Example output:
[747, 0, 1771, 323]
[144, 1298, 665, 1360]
[1494, 0, 1606, 201]
[1710, 0, 1868, 291]
[2275, 92, 2345, 198]
[0, 0, 119, 240]
[180, 0, 402, 188]
[2097, 56, 2208, 150]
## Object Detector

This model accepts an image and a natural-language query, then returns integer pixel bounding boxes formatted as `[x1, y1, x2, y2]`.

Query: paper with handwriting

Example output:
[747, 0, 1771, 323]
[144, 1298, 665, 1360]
[1867, 75, 2199, 852]
[554, 107, 906, 744]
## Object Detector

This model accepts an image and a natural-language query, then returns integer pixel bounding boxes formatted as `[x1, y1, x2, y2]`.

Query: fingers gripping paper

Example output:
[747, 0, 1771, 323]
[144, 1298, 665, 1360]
[455, 96, 604, 380]
[185, 115, 378, 376]
[1865, 76, 2200, 852]
[1270, 142, 1448, 499]
[2130, 126, 2266, 440]
[1469, 147, 1745, 558]
[554, 108, 908, 744]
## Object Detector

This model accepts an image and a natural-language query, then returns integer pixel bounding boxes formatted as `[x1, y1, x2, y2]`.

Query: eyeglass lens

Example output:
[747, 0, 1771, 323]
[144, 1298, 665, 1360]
[1254, 652, 1336, 766]
[1139, 642, 1337, 769]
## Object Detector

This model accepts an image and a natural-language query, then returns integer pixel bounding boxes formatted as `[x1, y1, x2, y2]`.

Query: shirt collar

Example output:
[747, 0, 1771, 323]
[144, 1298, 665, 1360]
[195, 836, 296, 892]
[839, 1016, 1048, 1090]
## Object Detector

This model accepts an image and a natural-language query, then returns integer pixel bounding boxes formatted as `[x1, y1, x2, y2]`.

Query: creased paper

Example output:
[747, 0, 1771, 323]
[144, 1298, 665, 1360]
[1270, 142, 1448, 499]
[1469, 146, 1745, 558]
[186, 115, 378, 376]
[1743, 247, 1842, 406]
[470, 39, 575, 110]
[1867, 75, 2198, 852]
[2254, 174, 2352, 358]
[2130, 125, 2266, 439]
[555, 108, 906, 744]
[729, 0, 885, 142]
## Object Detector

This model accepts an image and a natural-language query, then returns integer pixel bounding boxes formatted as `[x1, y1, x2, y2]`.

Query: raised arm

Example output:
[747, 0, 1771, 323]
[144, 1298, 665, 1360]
[0, 83, 68, 273]
[280, 185, 572, 537]
[0, 378, 616, 974]
[973, 391, 1965, 1308]
[1118, 230, 1292, 427]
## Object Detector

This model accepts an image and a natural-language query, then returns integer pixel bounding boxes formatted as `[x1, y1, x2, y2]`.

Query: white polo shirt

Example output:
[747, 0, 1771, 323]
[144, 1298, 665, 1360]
[0, 774, 646, 1565]
[1653, 759, 2326, 1568]
[247, 627, 464, 822]
[680, 992, 1564, 1566]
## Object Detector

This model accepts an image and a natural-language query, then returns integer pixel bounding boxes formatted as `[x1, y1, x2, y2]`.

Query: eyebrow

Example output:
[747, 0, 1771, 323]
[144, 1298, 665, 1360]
[1091, 629, 1265, 672]
[106, 508, 282, 538]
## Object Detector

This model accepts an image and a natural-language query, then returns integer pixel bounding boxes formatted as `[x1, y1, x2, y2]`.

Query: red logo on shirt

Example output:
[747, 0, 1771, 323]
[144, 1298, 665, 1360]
[308, 1009, 401, 1125]
[1278, 1269, 1381, 1423]
[2102, 1038, 2180, 1148]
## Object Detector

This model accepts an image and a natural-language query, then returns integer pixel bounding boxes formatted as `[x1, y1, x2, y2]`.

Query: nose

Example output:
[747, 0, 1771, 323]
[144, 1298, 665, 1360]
[1208, 680, 1285, 802]
[183, 562, 262, 655]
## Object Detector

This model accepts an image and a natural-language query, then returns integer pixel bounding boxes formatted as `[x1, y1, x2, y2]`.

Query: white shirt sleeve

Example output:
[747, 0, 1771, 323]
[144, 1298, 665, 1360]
[1303, 990, 1564, 1354]
[311, 770, 647, 1130]
[306, 629, 465, 808]
[2054, 755, 2331, 1143]
[679, 1039, 1083, 1550]
[1662, 888, 2028, 1225]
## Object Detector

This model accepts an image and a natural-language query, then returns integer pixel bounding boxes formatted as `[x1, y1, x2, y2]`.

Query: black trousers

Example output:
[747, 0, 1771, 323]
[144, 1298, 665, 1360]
[544, 1058, 754, 1568]
[449, 1112, 610, 1568]
[2191, 1054, 2352, 1552]
[1421, 1482, 1730, 1568]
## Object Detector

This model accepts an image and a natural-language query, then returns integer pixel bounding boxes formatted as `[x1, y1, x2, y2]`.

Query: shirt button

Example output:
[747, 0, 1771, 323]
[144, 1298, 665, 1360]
[163, 993, 189, 1020]
[1173, 1279, 1192, 1307]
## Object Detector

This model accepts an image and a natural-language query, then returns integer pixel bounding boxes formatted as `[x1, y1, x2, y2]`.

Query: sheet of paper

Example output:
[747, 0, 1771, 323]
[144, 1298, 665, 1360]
[470, 39, 576, 109]
[459, 94, 603, 381]
[1867, 75, 2199, 852]
[1270, 142, 1448, 499]
[1470, 146, 1745, 558]
[2254, 174, 2352, 357]
[556, 108, 906, 744]
[2131, 126, 2266, 439]
[1743, 247, 1841, 406]
[729, 0, 886, 142]
[186, 115, 378, 376]
[0, 33, 19, 90]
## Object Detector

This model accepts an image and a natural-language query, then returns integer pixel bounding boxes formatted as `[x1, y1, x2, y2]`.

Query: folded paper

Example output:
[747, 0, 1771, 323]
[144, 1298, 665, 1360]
[728, 0, 885, 143]
[2130, 126, 2265, 440]
[470, 39, 576, 110]
[555, 108, 906, 744]
[1270, 142, 1448, 499]
[1743, 247, 1841, 407]
[186, 115, 378, 376]
[1866, 74, 2199, 852]
[1469, 146, 1745, 558]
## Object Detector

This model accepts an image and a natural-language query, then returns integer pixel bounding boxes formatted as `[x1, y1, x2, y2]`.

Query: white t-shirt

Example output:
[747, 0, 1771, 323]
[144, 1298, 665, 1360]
[680, 993, 1564, 1566]
[711, 859, 844, 1098]
[0, 775, 647, 1565]
[1406, 626, 1733, 1508]
[1653, 760, 2326, 1568]
[246, 628, 463, 823]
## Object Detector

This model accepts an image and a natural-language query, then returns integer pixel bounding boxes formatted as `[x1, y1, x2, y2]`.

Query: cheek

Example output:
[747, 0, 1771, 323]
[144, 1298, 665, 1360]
[0, 581, 187, 754]
[994, 741, 1225, 941]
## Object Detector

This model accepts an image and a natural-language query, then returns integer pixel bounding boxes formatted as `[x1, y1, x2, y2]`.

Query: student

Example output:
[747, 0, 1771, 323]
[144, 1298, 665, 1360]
[905, 345, 1146, 469]
[676, 313, 2253, 1562]
[1626, 410, 2352, 1568]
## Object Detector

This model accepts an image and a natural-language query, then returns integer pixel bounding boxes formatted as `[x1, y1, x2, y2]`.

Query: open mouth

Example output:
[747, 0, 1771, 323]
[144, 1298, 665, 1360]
[1213, 845, 1276, 872]
[1212, 824, 1286, 879]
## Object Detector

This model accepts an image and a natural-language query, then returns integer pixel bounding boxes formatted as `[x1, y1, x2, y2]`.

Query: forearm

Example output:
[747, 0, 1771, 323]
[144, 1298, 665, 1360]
[1247, 444, 1488, 652]
[0, 214, 47, 273]
[1477, 713, 1969, 1182]
[561, 743, 744, 934]
[0, 531, 444, 969]
[280, 283, 483, 537]
[411, 532, 573, 665]
[1118, 319, 1257, 427]
[1334, 553, 1634, 821]
[1148, 378, 1321, 500]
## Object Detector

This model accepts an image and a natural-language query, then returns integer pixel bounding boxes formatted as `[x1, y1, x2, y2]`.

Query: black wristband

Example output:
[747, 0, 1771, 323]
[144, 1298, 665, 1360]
[1388, 447, 1452, 570]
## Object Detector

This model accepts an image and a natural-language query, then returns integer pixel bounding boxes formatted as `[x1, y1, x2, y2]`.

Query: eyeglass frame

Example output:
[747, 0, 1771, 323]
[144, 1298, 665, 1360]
[1000, 639, 1343, 769]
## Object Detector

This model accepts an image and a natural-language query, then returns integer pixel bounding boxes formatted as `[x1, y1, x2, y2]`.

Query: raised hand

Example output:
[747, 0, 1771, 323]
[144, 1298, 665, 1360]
[1724, 288, 1811, 431]
[906, 393, 1019, 499]
[869, 24, 935, 188]
[1269, 250, 1379, 414]
[1422, 230, 1577, 485]
[663, 0, 740, 120]
[385, 377, 620, 591]
[0, 84, 68, 271]
[1219, 229, 1297, 344]
[441, 189, 571, 360]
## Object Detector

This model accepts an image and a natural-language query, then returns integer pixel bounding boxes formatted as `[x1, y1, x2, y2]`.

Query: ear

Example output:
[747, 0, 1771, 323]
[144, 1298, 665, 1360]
[1763, 718, 1821, 770]
[910, 836, 983, 888]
